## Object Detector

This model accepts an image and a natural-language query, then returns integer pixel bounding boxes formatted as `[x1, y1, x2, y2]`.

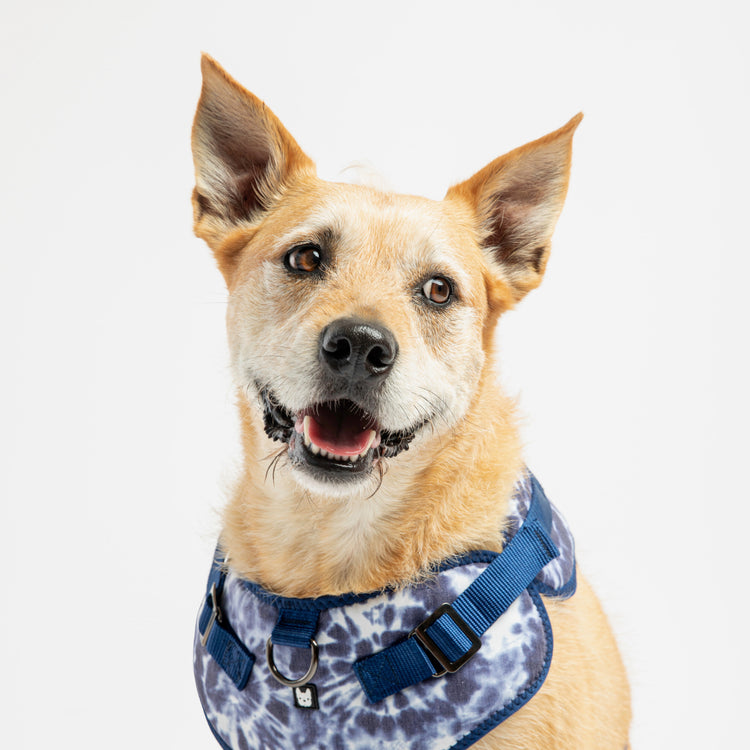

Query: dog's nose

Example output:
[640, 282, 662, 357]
[319, 318, 398, 382]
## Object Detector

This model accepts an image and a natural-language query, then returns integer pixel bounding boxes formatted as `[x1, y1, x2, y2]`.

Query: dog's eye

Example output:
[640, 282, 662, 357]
[284, 244, 322, 273]
[422, 277, 452, 305]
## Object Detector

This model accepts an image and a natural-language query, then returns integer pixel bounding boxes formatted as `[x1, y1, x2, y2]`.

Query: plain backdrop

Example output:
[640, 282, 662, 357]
[2, 1, 748, 747]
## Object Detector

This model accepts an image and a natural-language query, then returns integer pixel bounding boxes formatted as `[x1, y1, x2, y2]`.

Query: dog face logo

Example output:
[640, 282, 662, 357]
[293, 684, 318, 710]
[191, 55, 579, 500]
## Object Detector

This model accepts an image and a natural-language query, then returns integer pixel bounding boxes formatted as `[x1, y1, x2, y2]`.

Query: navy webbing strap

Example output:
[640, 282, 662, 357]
[271, 607, 320, 647]
[198, 554, 255, 690]
[353, 476, 559, 703]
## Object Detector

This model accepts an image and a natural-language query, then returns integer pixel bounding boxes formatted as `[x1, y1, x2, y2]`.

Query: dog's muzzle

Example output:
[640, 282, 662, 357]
[256, 318, 428, 482]
[259, 387, 422, 483]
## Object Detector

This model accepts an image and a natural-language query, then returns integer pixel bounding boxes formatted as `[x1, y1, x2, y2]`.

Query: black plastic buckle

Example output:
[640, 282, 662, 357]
[412, 603, 481, 676]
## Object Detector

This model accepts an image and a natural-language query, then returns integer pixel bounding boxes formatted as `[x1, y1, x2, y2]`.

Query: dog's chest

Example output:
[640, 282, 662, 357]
[194, 475, 576, 750]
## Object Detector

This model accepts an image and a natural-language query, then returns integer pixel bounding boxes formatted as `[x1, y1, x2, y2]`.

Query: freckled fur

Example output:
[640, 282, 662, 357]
[191, 54, 630, 748]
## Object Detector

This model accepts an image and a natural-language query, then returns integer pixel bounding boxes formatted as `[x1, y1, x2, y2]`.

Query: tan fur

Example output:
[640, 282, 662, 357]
[192, 54, 630, 748]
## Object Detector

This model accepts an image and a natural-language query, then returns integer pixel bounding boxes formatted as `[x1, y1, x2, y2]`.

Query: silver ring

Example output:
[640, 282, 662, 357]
[265, 638, 319, 687]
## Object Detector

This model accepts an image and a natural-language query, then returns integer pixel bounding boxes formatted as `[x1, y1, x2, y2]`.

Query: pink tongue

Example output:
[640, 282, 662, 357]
[308, 404, 373, 455]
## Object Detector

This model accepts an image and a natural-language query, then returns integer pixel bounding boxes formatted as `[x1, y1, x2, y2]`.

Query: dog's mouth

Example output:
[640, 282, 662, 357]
[259, 387, 421, 481]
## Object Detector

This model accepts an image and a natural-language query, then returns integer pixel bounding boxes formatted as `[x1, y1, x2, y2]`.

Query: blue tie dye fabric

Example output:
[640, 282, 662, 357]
[194, 473, 576, 749]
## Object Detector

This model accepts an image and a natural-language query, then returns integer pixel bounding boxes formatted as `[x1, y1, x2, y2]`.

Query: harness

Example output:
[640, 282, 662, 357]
[193, 473, 576, 750]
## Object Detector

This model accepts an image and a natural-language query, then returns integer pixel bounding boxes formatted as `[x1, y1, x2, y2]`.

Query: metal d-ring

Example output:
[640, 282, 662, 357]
[265, 637, 319, 687]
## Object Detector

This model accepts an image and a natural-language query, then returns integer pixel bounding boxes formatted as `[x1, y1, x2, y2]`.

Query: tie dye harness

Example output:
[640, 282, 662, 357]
[193, 473, 576, 749]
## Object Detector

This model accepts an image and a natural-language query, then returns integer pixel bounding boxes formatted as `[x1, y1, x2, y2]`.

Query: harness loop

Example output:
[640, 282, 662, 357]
[265, 638, 319, 687]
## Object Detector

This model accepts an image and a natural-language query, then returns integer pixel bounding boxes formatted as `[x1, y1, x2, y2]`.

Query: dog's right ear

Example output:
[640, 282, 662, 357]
[445, 115, 582, 305]
[191, 55, 315, 257]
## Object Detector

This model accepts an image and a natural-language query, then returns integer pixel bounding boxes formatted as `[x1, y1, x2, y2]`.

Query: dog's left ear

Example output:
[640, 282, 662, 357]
[446, 114, 582, 302]
[191, 55, 315, 250]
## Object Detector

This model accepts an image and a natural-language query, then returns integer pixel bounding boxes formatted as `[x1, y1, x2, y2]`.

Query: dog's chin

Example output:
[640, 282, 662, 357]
[286, 444, 380, 499]
[258, 386, 423, 491]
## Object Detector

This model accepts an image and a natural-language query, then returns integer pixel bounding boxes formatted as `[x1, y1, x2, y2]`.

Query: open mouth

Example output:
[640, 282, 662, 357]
[259, 387, 421, 481]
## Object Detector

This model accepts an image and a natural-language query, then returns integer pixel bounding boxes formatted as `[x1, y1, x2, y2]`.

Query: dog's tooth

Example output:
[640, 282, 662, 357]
[364, 430, 376, 453]
[302, 415, 320, 453]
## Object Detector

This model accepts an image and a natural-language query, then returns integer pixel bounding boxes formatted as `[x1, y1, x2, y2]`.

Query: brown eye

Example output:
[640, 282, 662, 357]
[284, 244, 321, 273]
[422, 276, 452, 305]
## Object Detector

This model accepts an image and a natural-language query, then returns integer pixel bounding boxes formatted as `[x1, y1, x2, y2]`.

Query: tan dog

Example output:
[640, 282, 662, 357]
[191, 55, 631, 749]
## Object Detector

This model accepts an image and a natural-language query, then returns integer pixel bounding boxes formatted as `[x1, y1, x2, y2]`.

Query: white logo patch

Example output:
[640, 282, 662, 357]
[293, 684, 318, 710]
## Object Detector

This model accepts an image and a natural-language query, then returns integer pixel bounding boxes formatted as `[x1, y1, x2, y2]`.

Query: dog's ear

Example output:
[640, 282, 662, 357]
[191, 55, 315, 245]
[446, 114, 582, 302]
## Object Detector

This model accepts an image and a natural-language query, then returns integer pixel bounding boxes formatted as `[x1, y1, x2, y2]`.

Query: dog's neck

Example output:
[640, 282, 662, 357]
[220, 368, 522, 598]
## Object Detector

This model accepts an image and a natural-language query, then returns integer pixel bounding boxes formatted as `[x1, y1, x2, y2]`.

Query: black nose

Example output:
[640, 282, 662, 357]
[319, 318, 398, 383]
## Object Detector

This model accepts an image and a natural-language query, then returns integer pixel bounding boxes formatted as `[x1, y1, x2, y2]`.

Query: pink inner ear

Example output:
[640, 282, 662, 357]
[483, 199, 535, 253]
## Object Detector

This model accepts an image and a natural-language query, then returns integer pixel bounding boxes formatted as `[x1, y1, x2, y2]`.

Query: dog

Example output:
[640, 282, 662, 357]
[190, 54, 631, 749]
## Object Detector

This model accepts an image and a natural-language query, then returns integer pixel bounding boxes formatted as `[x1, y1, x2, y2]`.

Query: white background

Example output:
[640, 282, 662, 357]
[1, 1, 748, 747]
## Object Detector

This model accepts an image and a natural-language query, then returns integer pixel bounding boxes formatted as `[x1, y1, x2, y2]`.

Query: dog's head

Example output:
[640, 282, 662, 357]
[191, 56, 579, 497]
